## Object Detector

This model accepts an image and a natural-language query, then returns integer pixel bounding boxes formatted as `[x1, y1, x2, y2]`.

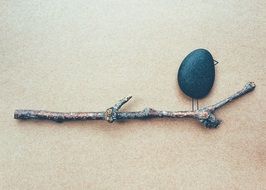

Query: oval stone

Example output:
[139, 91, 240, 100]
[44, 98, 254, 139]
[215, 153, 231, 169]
[177, 49, 215, 99]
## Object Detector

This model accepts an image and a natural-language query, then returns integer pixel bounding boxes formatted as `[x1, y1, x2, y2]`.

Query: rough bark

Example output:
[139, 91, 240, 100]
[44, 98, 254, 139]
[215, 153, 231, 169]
[14, 82, 256, 128]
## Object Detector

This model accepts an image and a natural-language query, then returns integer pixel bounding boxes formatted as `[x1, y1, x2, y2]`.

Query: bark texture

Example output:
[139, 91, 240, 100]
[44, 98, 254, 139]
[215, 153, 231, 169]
[14, 82, 256, 128]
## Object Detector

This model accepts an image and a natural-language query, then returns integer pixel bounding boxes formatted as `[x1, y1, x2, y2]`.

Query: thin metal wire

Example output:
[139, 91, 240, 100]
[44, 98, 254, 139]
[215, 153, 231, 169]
[192, 98, 194, 111]
[197, 99, 199, 110]
[214, 60, 219, 65]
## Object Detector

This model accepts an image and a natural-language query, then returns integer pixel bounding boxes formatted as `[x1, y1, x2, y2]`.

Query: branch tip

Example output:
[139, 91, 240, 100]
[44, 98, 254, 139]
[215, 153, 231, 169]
[245, 82, 256, 91]
[112, 95, 132, 111]
[125, 95, 132, 102]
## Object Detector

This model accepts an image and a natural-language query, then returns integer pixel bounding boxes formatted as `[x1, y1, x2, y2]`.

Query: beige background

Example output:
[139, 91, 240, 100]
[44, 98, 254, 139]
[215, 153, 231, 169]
[0, 0, 265, 189]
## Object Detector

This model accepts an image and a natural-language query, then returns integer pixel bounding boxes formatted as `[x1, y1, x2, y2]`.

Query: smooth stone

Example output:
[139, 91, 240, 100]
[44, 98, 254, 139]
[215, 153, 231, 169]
[177, 49, 215, 99]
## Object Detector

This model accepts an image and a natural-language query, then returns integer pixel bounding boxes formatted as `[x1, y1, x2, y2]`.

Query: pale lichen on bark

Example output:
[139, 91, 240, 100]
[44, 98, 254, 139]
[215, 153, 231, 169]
[14, 82, 256, 128]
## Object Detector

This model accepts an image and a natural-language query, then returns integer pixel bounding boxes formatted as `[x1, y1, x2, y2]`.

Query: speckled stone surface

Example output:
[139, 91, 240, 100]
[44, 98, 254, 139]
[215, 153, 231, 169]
[178, 49, 215, 99]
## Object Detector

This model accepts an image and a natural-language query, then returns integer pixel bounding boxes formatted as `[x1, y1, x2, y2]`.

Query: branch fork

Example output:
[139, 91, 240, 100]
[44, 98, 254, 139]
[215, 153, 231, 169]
[14, 82, 256, 128]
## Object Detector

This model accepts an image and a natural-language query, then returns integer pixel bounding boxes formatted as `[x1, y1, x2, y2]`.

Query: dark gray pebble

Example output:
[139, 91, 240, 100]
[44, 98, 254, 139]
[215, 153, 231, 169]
[178, 49, 215, 99]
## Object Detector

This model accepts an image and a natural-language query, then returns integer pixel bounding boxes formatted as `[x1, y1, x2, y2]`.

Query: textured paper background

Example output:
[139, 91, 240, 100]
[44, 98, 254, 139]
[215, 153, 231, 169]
[0, 0, 265, 189]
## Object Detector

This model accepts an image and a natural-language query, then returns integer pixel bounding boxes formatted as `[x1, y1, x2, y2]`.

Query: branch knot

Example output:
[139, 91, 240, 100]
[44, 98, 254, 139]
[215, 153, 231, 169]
[105, 107, 116, 123]
[105, 95, 132, 123]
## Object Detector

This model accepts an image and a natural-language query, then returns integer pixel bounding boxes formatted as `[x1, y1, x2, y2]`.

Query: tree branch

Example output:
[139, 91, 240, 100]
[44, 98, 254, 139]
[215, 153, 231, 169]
[14, 82, 256, 128]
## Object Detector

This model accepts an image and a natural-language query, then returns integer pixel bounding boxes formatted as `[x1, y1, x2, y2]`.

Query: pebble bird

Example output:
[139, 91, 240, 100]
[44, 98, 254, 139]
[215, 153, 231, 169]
[177, 49, 218, 111]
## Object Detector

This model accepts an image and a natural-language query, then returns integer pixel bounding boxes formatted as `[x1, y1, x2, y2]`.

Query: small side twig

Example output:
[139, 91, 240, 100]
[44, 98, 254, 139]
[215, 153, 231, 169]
[14, 82, 256, 128]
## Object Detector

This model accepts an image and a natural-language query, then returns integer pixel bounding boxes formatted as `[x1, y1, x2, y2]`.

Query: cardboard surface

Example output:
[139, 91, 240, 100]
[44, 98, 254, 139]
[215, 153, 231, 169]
[0, 0, 265, 189]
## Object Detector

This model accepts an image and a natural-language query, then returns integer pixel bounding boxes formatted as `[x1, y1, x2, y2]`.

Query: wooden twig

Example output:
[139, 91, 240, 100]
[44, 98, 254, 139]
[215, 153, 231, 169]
[14, 82, 256, 128]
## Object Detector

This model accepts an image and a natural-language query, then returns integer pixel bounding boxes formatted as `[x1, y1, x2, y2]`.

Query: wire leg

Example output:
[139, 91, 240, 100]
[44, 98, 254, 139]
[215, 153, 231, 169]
[196, 99, 199, 110]
[192, 98, 194, 111]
